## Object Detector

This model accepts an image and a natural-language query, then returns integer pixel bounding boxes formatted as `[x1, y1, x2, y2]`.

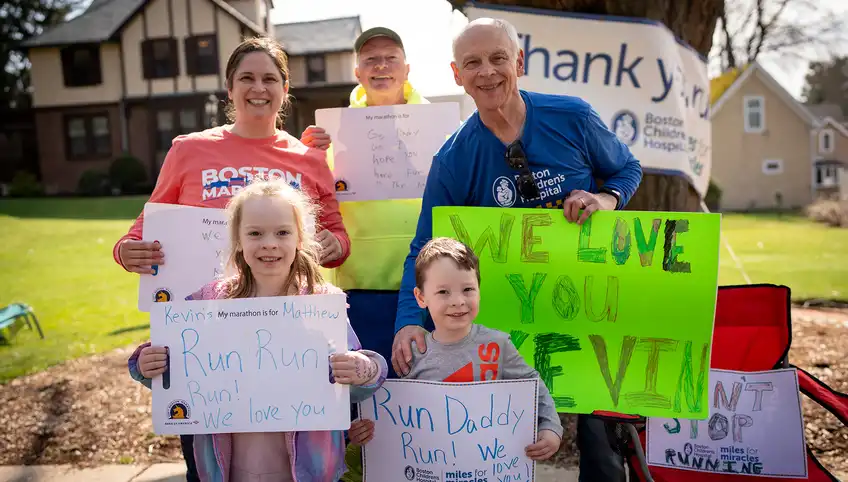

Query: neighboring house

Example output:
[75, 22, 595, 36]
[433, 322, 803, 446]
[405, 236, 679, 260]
[709, 61, 848, 211]
[274, 16, 361, 136]
[21, 0, 271, 194]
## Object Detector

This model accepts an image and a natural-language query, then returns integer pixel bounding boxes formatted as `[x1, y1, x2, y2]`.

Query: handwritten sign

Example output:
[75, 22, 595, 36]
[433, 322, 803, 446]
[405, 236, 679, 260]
[647, 368, 808, 478]
[359, 379, 539, 482]
[149, 294, 350, 434]
[315, 103, 460, 202]
[433, 207, 721, 419]
[138, 203, 316, 312]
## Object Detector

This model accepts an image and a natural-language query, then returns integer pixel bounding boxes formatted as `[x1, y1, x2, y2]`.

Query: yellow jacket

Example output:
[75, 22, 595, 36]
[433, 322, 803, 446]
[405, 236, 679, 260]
[325, 81, 429, 291]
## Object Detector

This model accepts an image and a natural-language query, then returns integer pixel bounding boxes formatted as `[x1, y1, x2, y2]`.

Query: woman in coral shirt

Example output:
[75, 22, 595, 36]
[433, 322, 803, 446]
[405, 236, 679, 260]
[113, 36, 349, 273]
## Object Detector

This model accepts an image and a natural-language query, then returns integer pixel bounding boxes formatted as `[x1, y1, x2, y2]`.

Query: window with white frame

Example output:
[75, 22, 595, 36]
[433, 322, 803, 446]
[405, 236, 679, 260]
[815, 164, 839, 187]
[762, 159, 783, 175]
[819, 129, 835, 154]
[744, 95, 765, 133]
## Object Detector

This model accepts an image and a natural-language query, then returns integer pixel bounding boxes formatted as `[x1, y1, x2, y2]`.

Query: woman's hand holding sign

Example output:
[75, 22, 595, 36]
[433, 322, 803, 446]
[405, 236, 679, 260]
[119, 240, 164, 274]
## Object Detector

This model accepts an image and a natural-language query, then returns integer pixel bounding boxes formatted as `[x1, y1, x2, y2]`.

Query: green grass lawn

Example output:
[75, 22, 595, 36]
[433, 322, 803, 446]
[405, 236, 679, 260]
[0, 197, 150, 383]
[0, 199, 846, 383]
[717, 212, 848, 301]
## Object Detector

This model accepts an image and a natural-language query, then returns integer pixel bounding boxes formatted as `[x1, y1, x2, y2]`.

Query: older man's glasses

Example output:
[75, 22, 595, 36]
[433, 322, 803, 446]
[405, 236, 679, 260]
[505, 141, 541, 202]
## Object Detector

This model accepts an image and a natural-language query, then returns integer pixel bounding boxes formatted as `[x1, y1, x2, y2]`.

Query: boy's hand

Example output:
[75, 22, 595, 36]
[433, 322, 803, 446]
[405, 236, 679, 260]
[525, 429, 561, 460]
[348, 419, 375, 445]
[138, 345, 169, 378]
[330, 351, 378, 386]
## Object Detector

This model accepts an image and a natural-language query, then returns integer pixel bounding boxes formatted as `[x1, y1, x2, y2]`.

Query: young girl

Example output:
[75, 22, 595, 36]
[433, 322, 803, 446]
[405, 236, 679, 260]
[128, 177, 388, 482]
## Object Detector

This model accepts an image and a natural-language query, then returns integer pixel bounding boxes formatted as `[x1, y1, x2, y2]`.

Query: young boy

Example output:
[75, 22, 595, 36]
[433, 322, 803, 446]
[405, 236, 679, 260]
[341, 237, 562, 477]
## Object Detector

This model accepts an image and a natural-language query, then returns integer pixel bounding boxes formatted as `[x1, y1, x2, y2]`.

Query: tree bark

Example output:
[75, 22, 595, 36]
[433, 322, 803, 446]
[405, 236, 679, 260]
[448, 0, 724, 212]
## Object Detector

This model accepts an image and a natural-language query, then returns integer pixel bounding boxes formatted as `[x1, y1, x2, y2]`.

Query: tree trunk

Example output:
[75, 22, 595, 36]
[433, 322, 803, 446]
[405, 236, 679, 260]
[448, 0, 723, 212]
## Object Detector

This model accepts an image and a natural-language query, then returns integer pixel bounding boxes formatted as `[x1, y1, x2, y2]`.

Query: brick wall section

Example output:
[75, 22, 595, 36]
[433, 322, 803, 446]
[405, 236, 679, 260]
[34, 104, 121, 194]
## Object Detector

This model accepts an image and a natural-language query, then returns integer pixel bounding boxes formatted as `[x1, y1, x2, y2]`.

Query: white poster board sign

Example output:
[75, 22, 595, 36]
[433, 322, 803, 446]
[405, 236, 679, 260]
[150, 295, 351, 435]
[646, 368, 807, 478]
[315, 103, 460, 202]
[138, 203, 315, 311]
[358, 379, 539, 482]
[138, 203, 228, 312]
[464, 4, 712, 198]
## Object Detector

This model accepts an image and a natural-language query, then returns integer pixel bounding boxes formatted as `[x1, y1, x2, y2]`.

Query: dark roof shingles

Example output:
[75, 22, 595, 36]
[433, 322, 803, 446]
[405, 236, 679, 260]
[23, 0, 263, 48]
[23, 0, 145, 47]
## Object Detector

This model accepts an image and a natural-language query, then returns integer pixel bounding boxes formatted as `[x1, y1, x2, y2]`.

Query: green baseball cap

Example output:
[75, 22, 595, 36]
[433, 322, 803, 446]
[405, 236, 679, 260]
[354, 27, 405, 53]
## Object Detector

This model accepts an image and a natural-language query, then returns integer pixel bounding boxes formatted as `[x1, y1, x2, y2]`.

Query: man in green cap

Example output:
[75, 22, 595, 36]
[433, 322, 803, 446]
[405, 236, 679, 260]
[301, 25, 430, 370]
[301, 26, 428, 147]
[300, 26, 431, 482]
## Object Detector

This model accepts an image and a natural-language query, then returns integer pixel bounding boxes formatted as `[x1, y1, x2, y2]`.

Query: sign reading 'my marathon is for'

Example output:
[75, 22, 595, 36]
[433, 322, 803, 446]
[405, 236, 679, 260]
[464, 3, 712, 198]
[433, 207, 721, 420]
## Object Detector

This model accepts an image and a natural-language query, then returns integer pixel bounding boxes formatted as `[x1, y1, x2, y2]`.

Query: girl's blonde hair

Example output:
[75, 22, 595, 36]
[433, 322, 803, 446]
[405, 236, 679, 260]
[223, 177, 324, 298]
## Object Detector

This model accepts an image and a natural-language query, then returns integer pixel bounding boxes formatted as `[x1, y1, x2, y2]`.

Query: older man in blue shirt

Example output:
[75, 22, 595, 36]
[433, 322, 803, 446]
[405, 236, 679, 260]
[391, 17, 643, 482]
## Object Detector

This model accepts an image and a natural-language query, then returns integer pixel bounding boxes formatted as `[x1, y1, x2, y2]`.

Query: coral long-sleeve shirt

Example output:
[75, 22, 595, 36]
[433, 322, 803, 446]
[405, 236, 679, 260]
[112, 126, 350, 269]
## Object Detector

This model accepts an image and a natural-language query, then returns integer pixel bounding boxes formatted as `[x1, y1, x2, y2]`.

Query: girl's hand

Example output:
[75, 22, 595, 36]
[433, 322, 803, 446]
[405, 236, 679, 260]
[119, 240, 164, 274]
[525, 429, 561, 460]
[348, 419, 375, 445]
[330, 351, 378, 386]
[138, 345, 169, 378]
[316, 229, 343, 264]
[301, 126, 331, 150]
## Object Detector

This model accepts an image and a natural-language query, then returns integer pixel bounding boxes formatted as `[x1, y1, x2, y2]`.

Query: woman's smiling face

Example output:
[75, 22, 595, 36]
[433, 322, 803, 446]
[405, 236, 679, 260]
[227, 51, 287, 125]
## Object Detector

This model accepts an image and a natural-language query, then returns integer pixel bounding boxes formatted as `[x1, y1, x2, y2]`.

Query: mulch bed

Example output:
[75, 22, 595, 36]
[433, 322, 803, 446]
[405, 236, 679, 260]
[0, 308, 845, 474]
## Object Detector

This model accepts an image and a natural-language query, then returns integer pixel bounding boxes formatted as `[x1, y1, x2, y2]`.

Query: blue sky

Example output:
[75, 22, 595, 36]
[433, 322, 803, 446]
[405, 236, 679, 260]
[269, 0, 848, 100]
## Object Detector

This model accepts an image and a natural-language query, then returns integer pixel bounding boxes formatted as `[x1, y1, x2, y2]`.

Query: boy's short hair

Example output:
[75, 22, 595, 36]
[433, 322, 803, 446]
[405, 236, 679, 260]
[415, 237, 481, 289]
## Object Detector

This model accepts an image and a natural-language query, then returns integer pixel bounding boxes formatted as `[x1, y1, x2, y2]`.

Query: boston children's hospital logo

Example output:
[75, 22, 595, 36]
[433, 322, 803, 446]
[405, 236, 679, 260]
[493, 176, 516, 207]
[611, 110, 639, 146]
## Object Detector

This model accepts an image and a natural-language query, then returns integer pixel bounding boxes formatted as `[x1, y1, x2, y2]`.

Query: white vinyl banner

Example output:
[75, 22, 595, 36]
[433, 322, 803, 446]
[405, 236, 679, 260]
[464, 3, 712, 198]
[646, 368, 808, 478]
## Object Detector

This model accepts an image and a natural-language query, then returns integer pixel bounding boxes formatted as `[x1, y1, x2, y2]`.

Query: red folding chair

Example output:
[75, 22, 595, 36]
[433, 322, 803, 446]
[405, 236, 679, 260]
[624, 284, 848, 481]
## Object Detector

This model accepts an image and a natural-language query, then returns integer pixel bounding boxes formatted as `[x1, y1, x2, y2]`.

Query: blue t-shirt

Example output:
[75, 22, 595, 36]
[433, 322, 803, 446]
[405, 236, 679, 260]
[394, 89, 643, 332]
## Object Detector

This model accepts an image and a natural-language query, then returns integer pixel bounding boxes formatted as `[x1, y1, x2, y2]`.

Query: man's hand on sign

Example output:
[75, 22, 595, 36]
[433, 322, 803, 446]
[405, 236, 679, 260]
[138, 345, 169, 378]
[119, 239, 164, 274]
[348, 419, 375, 445]
[562, 189, 617, 225]
[316, 229, 343, 264]
[525, 429, 561, 461]
[300, 125, 331, 150]
[391, 325, 429, 377]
